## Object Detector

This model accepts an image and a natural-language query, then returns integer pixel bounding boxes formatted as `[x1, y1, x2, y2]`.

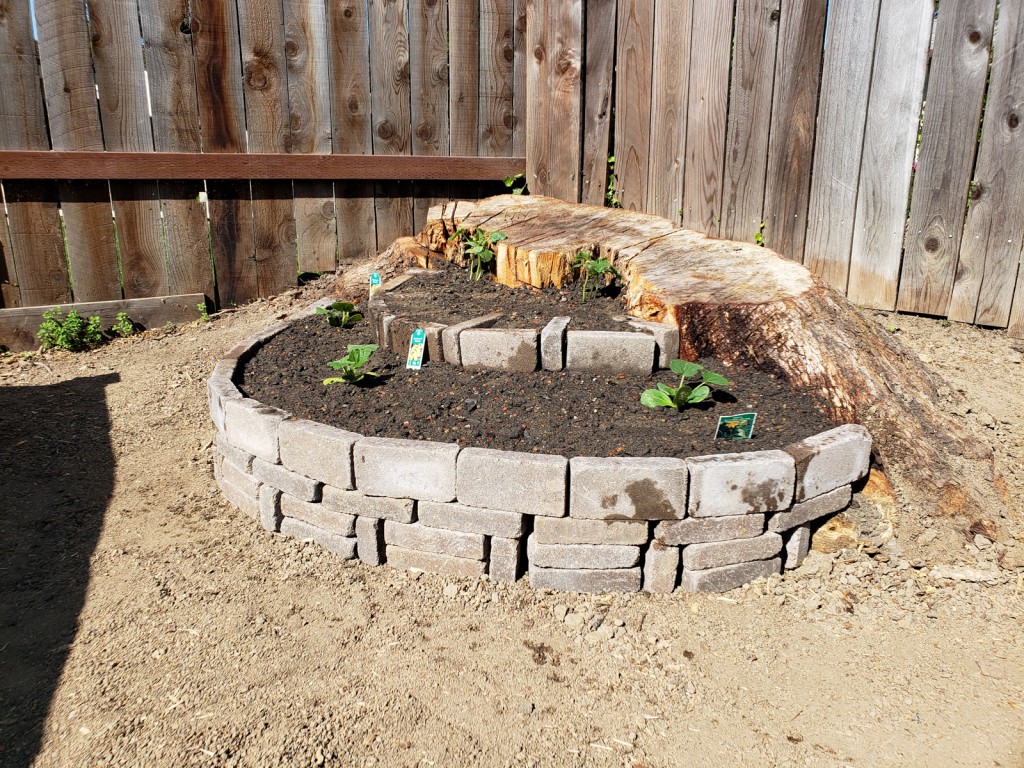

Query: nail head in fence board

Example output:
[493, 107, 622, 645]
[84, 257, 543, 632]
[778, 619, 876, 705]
[897, 0, 997, 317]
[949, 1, 1024, 327]
[525, 0, 550, 196]
[803, 0, 881, 291]
[647, 0, 692, 222]
[761, 0, 827, 260]
[847, 0, 931, 311]
[89, 0, 169, 300]
[579, 0, 617, 206]
[0, 294, 206, 353]
[719, 0, 779, 241]
[410, 0, 451, 234]
[614, 0, 654, 212]
[681, 0, 733, 234]
[545, 0, 583, 203]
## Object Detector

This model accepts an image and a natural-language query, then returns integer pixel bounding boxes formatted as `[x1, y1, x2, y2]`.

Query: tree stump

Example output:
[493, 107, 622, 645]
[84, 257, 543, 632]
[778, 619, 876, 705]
[409, 195, 1005, 531]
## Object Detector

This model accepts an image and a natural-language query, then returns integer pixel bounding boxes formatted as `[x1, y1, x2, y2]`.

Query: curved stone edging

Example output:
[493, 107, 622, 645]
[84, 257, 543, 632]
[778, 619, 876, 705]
[208, 305, 872, 594]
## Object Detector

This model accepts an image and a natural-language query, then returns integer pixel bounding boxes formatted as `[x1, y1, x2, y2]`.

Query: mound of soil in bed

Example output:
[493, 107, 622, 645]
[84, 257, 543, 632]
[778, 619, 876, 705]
[241, 317, 837, 458]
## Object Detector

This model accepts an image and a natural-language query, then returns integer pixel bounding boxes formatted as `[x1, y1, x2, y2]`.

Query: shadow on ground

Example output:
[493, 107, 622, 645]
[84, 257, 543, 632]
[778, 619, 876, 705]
[0, 373, 118, 768]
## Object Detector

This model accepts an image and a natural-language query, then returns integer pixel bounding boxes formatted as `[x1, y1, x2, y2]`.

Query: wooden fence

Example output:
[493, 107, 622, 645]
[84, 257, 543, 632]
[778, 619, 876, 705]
[1, 0, 1023, 340]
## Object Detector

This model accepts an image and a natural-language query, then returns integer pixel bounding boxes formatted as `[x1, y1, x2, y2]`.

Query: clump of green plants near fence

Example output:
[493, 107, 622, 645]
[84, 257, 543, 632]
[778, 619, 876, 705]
[449, 228, 508, 281]
[37, 308, 104, 352]
[504, 173, 528, 195]
[111, 312, 136, 338]
[605, 156, 621, 208]
[572, 251, 621, 303]
[324, 344, 379, 385]
[640, 359, 731, 410]
[316, 301, 363, 328]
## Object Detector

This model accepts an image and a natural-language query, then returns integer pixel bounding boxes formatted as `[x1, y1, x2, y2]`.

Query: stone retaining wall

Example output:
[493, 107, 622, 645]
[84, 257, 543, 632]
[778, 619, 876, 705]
[208, 309, 872, 594]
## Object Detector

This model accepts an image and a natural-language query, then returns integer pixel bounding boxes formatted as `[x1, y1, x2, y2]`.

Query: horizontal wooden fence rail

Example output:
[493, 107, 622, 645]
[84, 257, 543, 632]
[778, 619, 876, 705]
[0, 152, 526, 181]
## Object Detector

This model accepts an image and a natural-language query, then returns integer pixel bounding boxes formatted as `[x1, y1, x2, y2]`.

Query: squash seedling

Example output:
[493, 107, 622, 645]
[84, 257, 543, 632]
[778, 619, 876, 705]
[572, 251, 621, 303]
[449, 228, 507, 281]
[316, 300, 363, 328]
[640, 359, 731, 410]
[324, 344, 379, 385]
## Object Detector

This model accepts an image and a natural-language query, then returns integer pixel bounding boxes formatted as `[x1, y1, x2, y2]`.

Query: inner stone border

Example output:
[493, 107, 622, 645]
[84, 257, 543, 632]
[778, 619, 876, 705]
[208, 302, 872, 594]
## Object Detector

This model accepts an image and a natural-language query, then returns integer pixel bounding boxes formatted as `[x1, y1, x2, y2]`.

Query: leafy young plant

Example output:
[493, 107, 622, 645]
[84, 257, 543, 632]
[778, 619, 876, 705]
[324, 344, 379, 385]
[450, 228, 507, 281]
[640, 359, 731, 410]
[112, 312, 135, 338]
[754, 220, 766, 247]
[572, 251, 621, 303]
[605, 155, 621, 208]
[503, 173, 528, 195]
[37, 308, 103, 351]
[316, 301, 363, 328]
[197, 302, 212, 323]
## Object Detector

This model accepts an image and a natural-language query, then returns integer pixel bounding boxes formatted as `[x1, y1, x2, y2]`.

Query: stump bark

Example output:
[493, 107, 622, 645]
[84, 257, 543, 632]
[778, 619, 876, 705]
[410, 195, 1005, 527]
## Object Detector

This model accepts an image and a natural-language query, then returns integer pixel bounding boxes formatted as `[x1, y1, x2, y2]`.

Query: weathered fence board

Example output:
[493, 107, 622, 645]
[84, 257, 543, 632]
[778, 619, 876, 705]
[613, 0, 654, 212]
[579, 0, 616, 206]
[410, 0, 450, 233]
[544, 0, 583, 203]
[525, 0, 549, 195]
[897, 0, 997, 317]
[512, 0, 529, 159]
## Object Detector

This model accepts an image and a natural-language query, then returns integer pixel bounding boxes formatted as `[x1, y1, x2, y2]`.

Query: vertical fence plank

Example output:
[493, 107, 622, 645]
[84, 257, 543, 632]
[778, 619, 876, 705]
[0, 0, 68, 307]
[238, 0, 298, 296]
[285, 0, 337, 274]
[410, 0, 449, 232]
[803, 0, 881, 291]
[646, 0, 691, 222]
[1010, 261, 1024, 338]
[88, 0, 168, 300]
[613, 0, 654, 211]
[681, 0, 733, 233]
[719, 0, 779, 240]
[369, 0, 413, 248]
[761, 0, 827, 259]
[35, 0, 120, 302]
[525, 0, 549, 195]
[579, 0, 616, 206]
[948, 0, 1024, 327]
[898, 0, 997, 316]
[847, 0, 931, 310]
[328, 0, 376, 266]
[512, 0, 529, 159]
[449, 0, 481, 204]
[0, 192, 16, 307]
[480, 0, 514, 159]
[544, 0, 583, 202]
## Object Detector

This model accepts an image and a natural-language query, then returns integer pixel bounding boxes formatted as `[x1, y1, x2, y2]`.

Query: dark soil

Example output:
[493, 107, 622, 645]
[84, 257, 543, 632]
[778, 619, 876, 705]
[376, 261, 632, 330]
[241, 317, 837, 458]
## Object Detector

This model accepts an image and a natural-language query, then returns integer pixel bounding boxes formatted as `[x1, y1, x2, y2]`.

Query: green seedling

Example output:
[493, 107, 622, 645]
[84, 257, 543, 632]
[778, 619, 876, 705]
[37, 308, 103, 352]
[316, 301, 363, 328]
[450, 228, 507, 281]
[605, 155, 621, 208]
[640, 359, 731, 410]
[572, 251, 621, 303]
[112, 312, 136, 338]
[197, 302, 211, 323]
[754, 220, 766, 247]
[504, 173, 528, 195]
[324, 344, 379, 385]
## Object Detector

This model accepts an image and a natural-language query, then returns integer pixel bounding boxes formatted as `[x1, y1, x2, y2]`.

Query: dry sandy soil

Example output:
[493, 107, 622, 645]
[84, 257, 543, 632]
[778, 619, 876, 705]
[1, 274, 1023, 768]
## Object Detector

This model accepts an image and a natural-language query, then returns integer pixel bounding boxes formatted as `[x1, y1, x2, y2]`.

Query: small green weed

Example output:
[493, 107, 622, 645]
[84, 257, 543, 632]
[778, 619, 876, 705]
[37, 308, 103, 352]
[640, 359, 731, 410]
[449, 228, 507, 281]
[197, 302, 211, 322]
[504, 173, 528, 195]
[112, 312, 136, 338]
[324, 344, 379, 385]
[754, 221, 766, 247]
[316, 301, 363, 328]
[605, 156, 621, 208]
[572, 251, 621, 303]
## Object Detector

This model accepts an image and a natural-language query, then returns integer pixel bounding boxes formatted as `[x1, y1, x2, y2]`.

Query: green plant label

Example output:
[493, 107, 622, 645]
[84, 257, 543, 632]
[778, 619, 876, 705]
[369, 272, 381, 298]
[406, 327, 426, 370]
[715, 412, 757, 440]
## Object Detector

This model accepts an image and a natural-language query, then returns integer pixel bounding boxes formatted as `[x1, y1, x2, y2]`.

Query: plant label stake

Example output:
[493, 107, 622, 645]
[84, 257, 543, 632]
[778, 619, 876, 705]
[369, 272, 381, 299]
[406, 327, 426, 370]
[715, 413, 757, 440]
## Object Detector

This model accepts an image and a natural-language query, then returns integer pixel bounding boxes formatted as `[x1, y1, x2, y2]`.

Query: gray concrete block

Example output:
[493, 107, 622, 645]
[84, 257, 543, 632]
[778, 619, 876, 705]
[280, 493, 356, 537]
[356, 516, 386, 566]
[252, 457, 322, 503]
[627, 319, 680, 370]
[655, 514, 765, 546]
[569, 456, 688, 520]
[528, 566, 642, 594]
[681, 558, 781, 593]
[386, 545, 486, 578]
[786, 424, 872, 501]
[682, 532, 783, 571]
[279, 518, 358, 560]
[218, 459, 261, 519]
[687, 450, 794, 517]
[417, 500, 525, 538]
[534, 517, 649, 545]
[223, 397, 290, 464]
[384, 520, 487, 560]
[767, 485, 852, 532]
[322, 485, 416, 523]
[643, 540, 680, 593]
[459, 328, 539, 372]
[215, 432, 254, 473]
[208, 376, 242, 433]
[527, 535, 640, 569]
[489, 537, 521, 582]
[541, 316, 571, 371]
[440, 312, 503, 366]
[456, 448, 567, 517]
[259, 485, 282, 532]
[354, 437, 459, 502]
[389, 318, 447, 363]
[783, 526, 811, 570]
[279, 418, 360, 490]
[565, 330, 656, 375]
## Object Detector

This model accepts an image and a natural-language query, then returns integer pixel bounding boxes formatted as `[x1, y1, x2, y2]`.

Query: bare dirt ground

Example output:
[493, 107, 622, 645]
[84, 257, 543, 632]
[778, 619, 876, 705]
[2, 275, 1023, 768]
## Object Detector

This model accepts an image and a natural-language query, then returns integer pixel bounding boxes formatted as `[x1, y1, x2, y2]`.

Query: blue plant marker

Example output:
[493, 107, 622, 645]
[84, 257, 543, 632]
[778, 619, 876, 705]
[407, 327, 426, 370]
[369, 272, 381, 298]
